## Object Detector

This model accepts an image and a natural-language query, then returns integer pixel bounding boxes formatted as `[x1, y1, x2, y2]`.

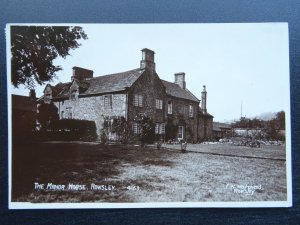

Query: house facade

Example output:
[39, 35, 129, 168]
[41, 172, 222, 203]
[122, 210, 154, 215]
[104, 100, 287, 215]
[38, 48, 213, 143]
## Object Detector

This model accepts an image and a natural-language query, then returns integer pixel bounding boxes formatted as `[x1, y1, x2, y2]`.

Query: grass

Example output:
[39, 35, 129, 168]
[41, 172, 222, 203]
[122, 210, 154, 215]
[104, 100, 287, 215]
[11, 141, 287, 203]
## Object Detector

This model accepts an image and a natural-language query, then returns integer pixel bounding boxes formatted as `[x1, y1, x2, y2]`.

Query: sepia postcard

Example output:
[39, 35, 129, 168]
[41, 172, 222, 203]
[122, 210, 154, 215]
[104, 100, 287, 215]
[7, 23, 292, 209]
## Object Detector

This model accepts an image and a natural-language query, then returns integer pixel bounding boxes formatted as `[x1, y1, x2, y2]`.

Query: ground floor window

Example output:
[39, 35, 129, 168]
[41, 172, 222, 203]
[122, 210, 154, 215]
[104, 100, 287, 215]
[178, 126, 184, 140]
[66, 107, 72, 119]
[155, 123, 165, 134]
[133, 122, 141, 134]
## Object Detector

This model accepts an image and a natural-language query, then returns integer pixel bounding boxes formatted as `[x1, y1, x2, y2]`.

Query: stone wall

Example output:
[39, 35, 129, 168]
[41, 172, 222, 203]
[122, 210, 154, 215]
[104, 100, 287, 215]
[54, 93, 127, 136]
[198, 115, 213, 141]
[127, 70, 166, 124]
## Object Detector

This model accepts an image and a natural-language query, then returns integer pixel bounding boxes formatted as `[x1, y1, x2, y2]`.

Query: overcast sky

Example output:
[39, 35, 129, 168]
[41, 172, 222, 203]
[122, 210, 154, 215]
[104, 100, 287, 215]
[10, 23, 290, 122]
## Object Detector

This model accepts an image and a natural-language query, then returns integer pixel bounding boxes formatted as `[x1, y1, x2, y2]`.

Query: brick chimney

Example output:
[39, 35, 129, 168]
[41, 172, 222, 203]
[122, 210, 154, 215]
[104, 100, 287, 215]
[140, 48, 155, 71]
[201, 85, 207, 114]
[72, 66, 93, 81]
[174, 72, 186, 89]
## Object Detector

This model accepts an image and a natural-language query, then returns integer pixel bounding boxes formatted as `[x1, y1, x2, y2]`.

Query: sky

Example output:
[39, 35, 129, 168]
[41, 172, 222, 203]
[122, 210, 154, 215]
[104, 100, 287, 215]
[9, 23, 290, 122]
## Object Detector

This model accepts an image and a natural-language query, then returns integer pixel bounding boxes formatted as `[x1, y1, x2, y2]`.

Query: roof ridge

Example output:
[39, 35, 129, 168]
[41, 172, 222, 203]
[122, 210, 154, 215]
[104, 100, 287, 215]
[91, 68, 142, 80]
[161, 79, 199, 102]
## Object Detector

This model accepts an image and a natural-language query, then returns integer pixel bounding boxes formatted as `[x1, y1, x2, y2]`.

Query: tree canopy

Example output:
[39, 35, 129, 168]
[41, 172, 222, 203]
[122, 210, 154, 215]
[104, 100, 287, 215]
[11, 26, 87, 89]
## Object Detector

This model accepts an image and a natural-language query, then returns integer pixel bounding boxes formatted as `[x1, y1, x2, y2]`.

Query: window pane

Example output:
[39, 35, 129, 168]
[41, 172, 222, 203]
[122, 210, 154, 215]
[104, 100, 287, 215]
[189, 105, 193, 117]
[134, 95, 139, 106]
[155, 123, 159, 134]
[156, 99, 162, 109]
[160, 123, 165, 134]
[138, 95, 143, 107]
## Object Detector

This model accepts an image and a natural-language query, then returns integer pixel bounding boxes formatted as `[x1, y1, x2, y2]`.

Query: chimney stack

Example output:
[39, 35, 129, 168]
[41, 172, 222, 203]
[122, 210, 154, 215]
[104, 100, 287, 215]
[174, 72, 186, 89]
[201, 85, 207, 114]
[72, 66, 94, 81]
[29, 89, 36, 100]
[140, 48, 155, 71]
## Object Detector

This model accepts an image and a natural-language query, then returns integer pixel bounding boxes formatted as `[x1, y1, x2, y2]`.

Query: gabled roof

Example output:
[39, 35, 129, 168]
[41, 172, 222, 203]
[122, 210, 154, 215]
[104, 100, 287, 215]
[12, 94, 36, 112]
[161, 80, 199, 102]
[46, 68, 144, 99]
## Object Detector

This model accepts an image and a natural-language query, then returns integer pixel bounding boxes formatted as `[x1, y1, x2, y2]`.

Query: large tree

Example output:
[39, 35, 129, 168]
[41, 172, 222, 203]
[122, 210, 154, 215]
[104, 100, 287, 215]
[11, 26, 87, 89]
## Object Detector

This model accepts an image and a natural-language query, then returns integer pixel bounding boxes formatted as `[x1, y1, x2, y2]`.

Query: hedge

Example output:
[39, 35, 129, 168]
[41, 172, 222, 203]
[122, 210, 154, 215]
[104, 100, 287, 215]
[35, 119, 97, 142]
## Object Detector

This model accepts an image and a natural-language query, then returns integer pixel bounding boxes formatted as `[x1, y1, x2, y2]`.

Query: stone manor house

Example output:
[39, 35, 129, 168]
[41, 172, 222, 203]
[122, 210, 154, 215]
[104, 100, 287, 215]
[39, 48, 213, 143]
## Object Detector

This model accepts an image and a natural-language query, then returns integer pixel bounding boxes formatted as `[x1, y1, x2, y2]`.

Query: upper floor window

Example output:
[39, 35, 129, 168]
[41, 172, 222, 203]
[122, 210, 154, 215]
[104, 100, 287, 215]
[184, 105, 188, 115]
[134, 94, 143, 107]
[156, 99, 163, 110]
[104, 95, 112, 109]
[167, 100, 173, 114]
[189, 105, 194, 117]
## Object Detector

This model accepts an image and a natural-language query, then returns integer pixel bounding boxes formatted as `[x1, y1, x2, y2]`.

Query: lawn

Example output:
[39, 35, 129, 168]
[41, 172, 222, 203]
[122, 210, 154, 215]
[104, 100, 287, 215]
[11, 142, 287, 203]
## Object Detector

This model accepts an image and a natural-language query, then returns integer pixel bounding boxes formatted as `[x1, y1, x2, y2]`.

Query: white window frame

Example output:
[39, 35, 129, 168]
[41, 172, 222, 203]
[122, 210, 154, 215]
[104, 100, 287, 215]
[155, 123, 159, 134]
[133, 122, 141, 134]
[104, 95, 112, 109]
[155, 123, 165, 134]
[156, 99, 163, 110]
[178, 126, 184, 140]
[189, 105, 194, 117]
[66, 107, 72, 119]
[134, 94, 143, 107]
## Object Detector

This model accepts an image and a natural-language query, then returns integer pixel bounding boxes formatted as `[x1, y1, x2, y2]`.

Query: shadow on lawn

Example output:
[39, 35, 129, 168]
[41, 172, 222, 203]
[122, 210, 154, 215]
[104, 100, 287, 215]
[12, 141, 175, 203]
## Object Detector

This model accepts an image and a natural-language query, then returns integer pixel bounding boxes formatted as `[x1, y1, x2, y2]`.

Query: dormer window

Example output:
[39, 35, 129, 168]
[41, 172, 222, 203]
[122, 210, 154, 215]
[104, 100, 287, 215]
[43, 85, 52, 104]
[71, 89, 78, 100]
[44, 93, 51, 104]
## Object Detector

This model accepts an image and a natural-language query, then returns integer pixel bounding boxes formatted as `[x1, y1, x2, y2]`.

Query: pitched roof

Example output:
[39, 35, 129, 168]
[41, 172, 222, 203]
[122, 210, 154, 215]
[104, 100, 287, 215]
[198, 109, 214, 118]
[213, 122, 231, 131]
[48, 68, 144, 99]
[42, 68, 200, 103]
[12, 94, 36, 112]
[82, 68, 144, 95]
[161, 80, 199, 102]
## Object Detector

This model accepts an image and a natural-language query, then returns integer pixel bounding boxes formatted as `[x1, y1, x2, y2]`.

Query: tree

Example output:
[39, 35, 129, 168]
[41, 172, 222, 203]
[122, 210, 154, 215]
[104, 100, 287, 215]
[134, 113, 155, 147]
[11, 26, 87, 89]
[37, 103, 59, 130]
[276, 111, 285, 130]
[111, 117, 129, 143]
[100, 116, 129, 144]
